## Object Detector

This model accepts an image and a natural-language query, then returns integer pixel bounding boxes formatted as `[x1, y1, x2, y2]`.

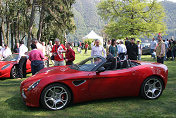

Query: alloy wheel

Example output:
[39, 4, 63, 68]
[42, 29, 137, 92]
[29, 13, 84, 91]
[143, 78, 163, 99]
[44, 86, 69, 110]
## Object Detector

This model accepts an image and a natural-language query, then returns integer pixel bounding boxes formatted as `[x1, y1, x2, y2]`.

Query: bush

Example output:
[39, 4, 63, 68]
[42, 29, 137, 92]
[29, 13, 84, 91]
[84, 39, 94, 50]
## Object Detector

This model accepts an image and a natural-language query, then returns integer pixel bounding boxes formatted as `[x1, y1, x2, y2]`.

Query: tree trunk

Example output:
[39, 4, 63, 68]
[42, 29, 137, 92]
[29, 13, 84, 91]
[27, 0, 36, 49]
[6, 21, 10, 45]
[0, 26, 2, 46]
[23, 13, 26, 37]
[11, 23, 14, 50]
[17, 11, 20, 41]
[1, 18, 7, 44]
[37, 4, 45, 41]
[14, 20, 18, 44]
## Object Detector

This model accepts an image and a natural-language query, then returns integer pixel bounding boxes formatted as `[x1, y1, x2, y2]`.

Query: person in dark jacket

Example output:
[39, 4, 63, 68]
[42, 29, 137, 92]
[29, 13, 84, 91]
[127, 38, 138, 60]
[125, 37, 130, 47]
[65, 42, 75, 65]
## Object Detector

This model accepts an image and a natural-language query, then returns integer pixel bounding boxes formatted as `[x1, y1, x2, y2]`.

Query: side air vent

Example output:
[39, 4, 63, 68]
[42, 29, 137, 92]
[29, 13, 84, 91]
[72, 80, 86, 86]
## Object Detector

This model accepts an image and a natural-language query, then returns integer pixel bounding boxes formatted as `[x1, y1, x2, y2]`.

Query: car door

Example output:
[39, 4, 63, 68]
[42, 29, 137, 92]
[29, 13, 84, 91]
[88, 67, 137, 100]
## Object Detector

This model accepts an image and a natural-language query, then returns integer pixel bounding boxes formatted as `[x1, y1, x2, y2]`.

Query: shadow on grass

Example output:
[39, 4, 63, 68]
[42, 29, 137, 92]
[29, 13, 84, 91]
[70, 96, 142, 108]
[4, 87, 176, 118]
[5, 93, 44, 112]
[5, 91, 142, 112]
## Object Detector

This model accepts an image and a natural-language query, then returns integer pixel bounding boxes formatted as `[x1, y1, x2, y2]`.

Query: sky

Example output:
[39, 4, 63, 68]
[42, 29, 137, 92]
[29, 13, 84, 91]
[158, 0, 176, 2]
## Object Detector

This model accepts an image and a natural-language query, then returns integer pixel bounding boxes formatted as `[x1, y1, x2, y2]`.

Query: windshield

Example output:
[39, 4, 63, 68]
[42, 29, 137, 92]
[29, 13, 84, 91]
[70, 57, 103, 71]
[3, 54, 19, 61]
[141, 43, 150, 49]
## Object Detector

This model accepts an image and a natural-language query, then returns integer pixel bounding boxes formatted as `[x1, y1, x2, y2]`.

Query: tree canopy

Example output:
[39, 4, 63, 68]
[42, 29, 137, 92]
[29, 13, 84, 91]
[0, 0, 76, 49]
[97, 0, 167, 39]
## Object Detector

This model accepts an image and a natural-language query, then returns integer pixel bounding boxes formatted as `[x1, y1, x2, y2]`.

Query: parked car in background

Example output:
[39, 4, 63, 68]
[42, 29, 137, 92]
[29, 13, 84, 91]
[141, 43, 150, 55]
[0, 54, 48, 79]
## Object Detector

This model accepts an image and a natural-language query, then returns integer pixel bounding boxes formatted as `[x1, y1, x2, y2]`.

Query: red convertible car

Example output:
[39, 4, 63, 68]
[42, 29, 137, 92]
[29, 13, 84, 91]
[0, 54, 49, 79]
[20, 56, 168, 110]
[0, 54, 31, 78]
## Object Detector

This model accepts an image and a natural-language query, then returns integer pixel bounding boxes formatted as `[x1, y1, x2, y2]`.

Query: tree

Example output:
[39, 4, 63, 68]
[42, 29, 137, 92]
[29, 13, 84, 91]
[97, 0, 167, 39]
[27, 0, 36, 48]
[0, 0, 76, 50]
[0, 0, 29, 48]
[28, 0, 76, 47]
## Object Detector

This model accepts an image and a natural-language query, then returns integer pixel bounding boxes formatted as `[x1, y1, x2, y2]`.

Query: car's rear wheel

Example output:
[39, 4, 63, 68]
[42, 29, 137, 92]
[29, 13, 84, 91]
[40, 83, 71, 110]
[140, 76, 164, 99]
[10, 65, 18, 79]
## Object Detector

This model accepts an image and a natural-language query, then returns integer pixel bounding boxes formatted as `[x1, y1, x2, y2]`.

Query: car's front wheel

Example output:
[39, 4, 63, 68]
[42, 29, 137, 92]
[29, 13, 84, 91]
[40, 83, 71, 110]
[10, 65, 18, 79]
[140, 76, 164, 99]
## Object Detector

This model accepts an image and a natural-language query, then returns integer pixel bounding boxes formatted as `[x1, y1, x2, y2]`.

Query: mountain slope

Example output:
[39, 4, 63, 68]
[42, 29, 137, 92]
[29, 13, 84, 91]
[68, 0, 104, 41]
[162, 1, 176, 39]
[68, 0, 176, 41]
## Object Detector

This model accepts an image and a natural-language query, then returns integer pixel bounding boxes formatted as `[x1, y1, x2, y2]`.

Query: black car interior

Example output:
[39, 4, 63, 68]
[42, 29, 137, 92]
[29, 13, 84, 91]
[103, 54, 139, 71]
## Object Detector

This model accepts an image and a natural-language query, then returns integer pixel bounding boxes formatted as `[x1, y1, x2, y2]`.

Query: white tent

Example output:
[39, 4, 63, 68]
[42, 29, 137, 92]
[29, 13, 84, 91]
[82, 30, 104, 46]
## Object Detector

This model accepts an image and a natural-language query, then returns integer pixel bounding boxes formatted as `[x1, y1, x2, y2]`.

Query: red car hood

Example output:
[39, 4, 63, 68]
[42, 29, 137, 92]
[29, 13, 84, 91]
[22, 66, 80, 84]
[38, 66, 79, 75]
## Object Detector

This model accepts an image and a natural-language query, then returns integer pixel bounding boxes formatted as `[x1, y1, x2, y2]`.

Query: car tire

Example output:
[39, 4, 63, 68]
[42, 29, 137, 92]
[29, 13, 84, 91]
[10, 65, 18, 79]
[40, 83, 71, 110]
[140, 76, 164, 100]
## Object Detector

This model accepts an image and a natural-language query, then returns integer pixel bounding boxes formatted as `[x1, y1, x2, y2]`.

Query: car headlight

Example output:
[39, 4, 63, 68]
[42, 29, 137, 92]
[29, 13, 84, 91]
[1, 64, 10, 70]
[28, 79, 41, 91]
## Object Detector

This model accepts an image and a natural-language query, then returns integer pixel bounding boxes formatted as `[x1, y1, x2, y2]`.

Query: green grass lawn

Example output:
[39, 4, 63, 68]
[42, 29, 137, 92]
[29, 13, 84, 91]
[0, 50, 176, 118]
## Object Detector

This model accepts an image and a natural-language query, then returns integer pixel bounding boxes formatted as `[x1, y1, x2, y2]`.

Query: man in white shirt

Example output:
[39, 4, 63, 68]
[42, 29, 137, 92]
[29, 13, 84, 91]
[2, 44, 12, 59]
[150, 38, 157, 59]
[91, 39, 106, 58]
[17, 40, 28, 79]
[118, 41, 127, 60]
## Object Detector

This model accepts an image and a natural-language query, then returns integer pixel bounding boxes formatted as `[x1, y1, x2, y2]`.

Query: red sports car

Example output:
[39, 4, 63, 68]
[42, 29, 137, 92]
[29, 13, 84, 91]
[20, 56, 168, 110]
[0, 54, 31, 78]
[0, 54, 49, 79]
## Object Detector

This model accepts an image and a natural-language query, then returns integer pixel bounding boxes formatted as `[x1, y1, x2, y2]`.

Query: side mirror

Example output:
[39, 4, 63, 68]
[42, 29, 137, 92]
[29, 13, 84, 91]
[96, 67, 105, 73]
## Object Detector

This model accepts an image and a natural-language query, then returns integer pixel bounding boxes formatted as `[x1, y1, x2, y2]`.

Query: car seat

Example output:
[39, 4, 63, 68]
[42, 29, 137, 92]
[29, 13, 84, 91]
[121, 60, 131, 68]
[106, 54, 117, 70]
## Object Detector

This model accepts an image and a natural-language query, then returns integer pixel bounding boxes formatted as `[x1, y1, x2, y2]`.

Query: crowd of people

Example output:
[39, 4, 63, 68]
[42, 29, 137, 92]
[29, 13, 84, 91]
[0, 38, 75, 79]
[0, 34, 174, 79]
[90, 35, 174, 65]
[150, 37, 176, 62]
[91, 38, 141, 61]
